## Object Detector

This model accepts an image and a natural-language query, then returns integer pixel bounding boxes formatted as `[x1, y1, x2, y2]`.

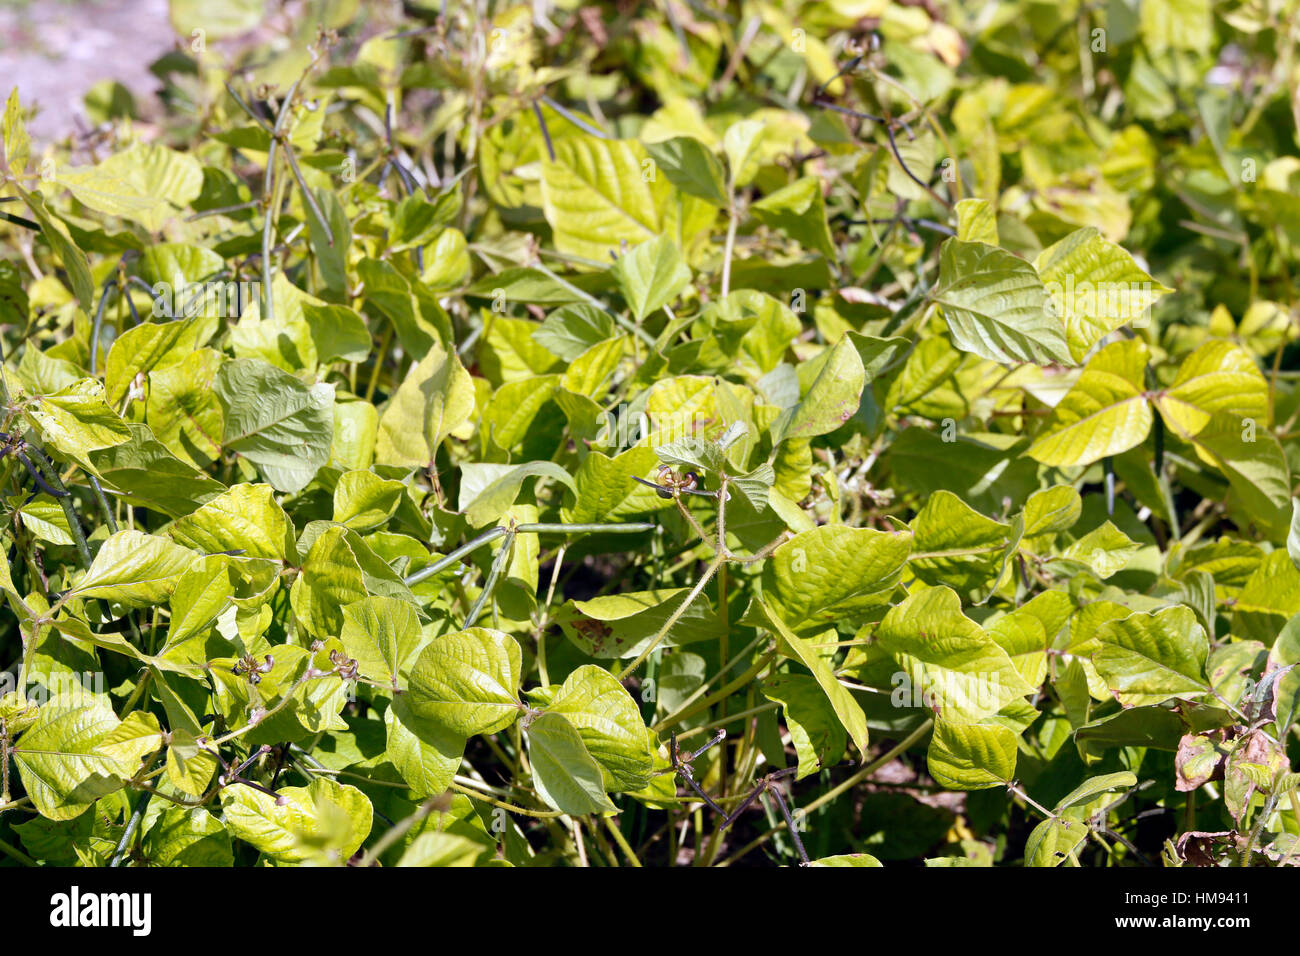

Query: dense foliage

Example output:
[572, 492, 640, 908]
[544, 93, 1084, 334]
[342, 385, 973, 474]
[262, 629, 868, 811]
[1, 0, 1299, 868]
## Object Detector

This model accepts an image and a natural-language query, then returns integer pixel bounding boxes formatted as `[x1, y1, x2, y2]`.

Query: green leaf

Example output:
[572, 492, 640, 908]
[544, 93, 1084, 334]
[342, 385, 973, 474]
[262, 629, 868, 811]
[708, 290, 803, 374]
[532, 304, 617, 361]
[480, 374, 560, 459]
[340, 595, 423, 687]
[142, 806, 234, 867]
[761, 524, 912, 627]
[1193, 415, 1292, 538]
[215, 358, 335, 493]
[654, 433, 726, 475]
[357, 257, 446, 360]
[1233, 550, 1300, 643]
[751, 177, 836, 259]
[762, 673, 846, 780]
[375, 342, 474, 468]
[467, 269, 611, 308]
[932, 239, 1072, 366]
[166, 483, 296, 561]
[1027, 338, 1153, 467]
[545, 665, 654, 791]
[722, 119, 765, 186]
[389, 191, 460, 250]
[140, 241, 224, 291]
[645, 136, 728, 205]
[395, 830, 499, 867]
[332, 469, 405, 531]
[927, 718, 1018, 790]
[756, 598, 870, 759]
[1051, 521, 1139, 579]
[290, 525, 414, 639]
[730, 462, 775, 512]
[1053, 771, 1138, 813]
[566, 339, 625, 403]
[954, 198, 997, 244]
[57, 142, 202, 230]
[887, 427, 1038, 515]
[3, 87, 31, 178]
[1022, 485, 1082, 537]
[220, 777, 372, 865]
[1074, 706, 1185, 757]
[909, 490, 1011, 598]
[159, 557, 236, 665]
[458, 461, 576, 528]
[772, 336, 866, 443]
[1141, 0, 1212, 55]
[540, 135, 681, 261]
[1034, 227, 1171, 362]
[1270, 612, 1300, 737]
[407, 628, 524, 736]
[384, 697, 464, 798]
[12, 184, 94, 309]
[807, 853, 883, 867]
[563, 444, 671, 524]
[525, 711, 617, 816]
[556, 587, 725, 659]
[10, 494, 74, 546]
[611, 235, 691, 322]
[11, 700, 134, 820]
[987, 599, 1059, 689]
[169, 0, 264, 38]
[69, 530, 197, 607]
[145, 348, 224, 467]
[1092, 606, 1211, 706]
[96, 711, 164, 773]
[1025, 815, 1088, 867]
[875, 586, 1036, 721]
[105, 314, 213, 408]
[86, 423, 225, 517]
[302, 303, 372, 365]
[308, 188, 352, 299]
[24, 378, 130, 463]
[1153, 339, 1269, 440]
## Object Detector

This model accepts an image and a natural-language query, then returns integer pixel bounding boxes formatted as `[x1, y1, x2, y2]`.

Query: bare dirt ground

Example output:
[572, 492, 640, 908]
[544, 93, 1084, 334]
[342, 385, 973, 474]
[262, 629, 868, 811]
[0, 0, 178, 144]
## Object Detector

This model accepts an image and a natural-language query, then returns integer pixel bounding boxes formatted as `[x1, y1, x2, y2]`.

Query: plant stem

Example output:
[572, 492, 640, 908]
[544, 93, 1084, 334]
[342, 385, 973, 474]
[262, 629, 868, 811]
[27, 449, 92, 569]
[617, 554, 724, 681]
[464, 530, 513, 628]
[357, 796, 438, 866]
[604, 815, 642, 866]
[654, 650, 775, 732]
[448, 781, 564, 818]
[0, 836, 35, 866]
[515, 521, 656, 534]
[283, 141, 334, 245]
[89, 279, 117, 375]
[721, 205, 738, 297]
[109, 788, 152, 867]
[1238, 791, 1279, 867]
[404, 526, 507, 585]
[715, 719, 933, 866]
[365, 325, 393, 401]
[534, 543, 565, 687]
